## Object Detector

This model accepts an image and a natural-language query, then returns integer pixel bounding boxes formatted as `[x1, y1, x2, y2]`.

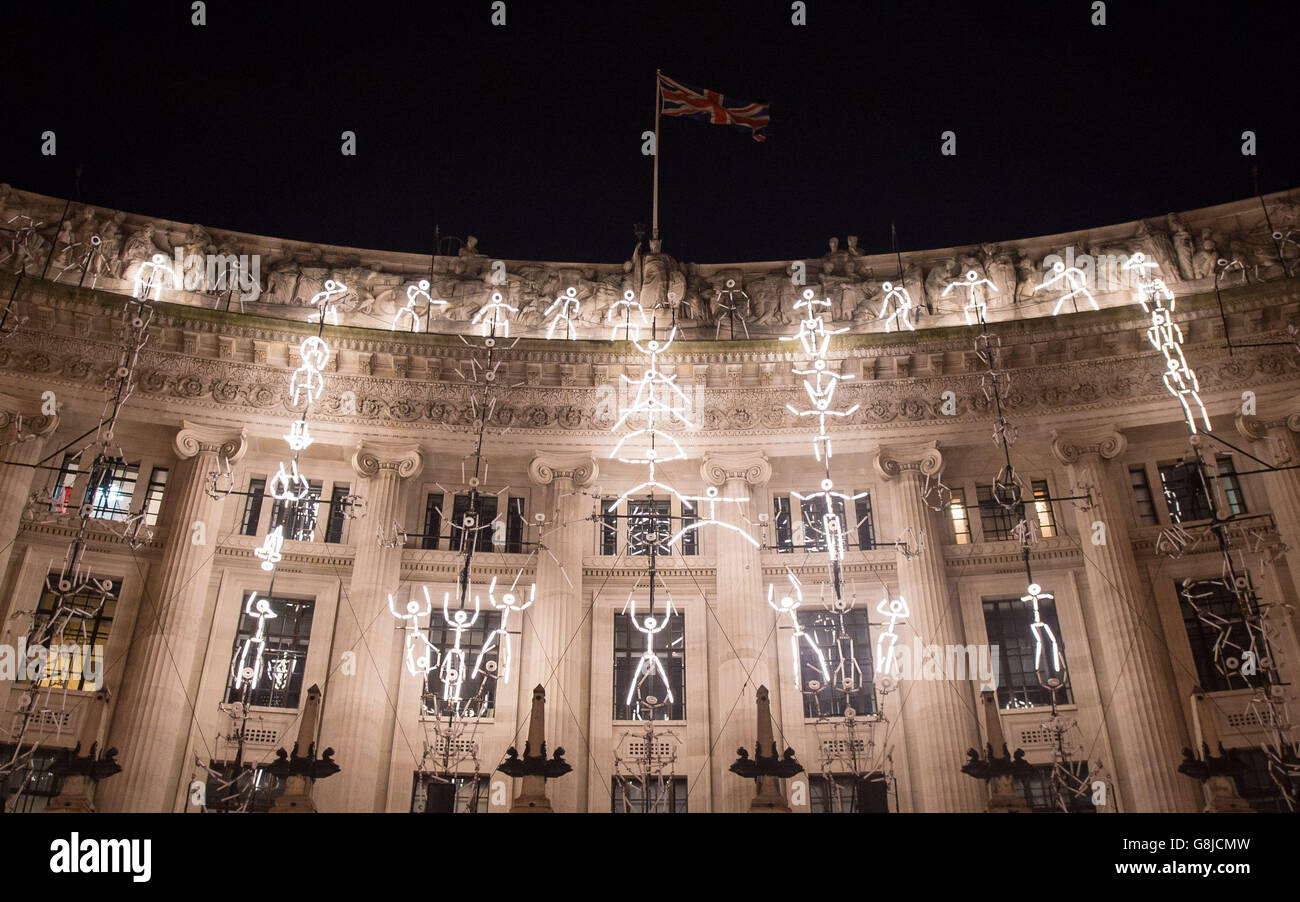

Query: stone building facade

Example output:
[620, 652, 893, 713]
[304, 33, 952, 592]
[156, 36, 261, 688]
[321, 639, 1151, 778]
[1, 184, 1299, 812]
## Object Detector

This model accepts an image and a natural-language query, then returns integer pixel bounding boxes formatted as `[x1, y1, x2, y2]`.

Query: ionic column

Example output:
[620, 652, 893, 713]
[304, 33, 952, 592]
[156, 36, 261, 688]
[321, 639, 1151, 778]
[873, 442, 983, 812]
[1051, 425, 1199, 812]
[701, 452, 780, 814]
[521, 452, 596, 812]
[99, 420, 247, 812]
[316, 440, 423, 813]
[0, 392, 57, 593]
[1237, 410, 1300, 604]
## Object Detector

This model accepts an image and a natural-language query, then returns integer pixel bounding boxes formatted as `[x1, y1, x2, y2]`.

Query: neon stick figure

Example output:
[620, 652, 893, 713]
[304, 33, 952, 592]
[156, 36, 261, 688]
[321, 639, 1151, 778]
[133, 253, 174, 300]
[768, 571, 830, 692]
[393, 279, 445, 332]
[231, 593, 278, 690]
[472, 291, 518, 337]
[875, 595, 909, 674]
[942, 269, 998, 325]
[1033, 261, 1097, 315]
[308, 279, 348, 325]
[390, 586, 441, 676]
[473, 576, 534, 684]
[878, 281, 916, 332]
[544, 287, 581, 340]
[290, 336, 331, 406]
[622, 597, 676, 714]
[254, 526, 285, 572]
[608, 289, 647, 341]
[268, 460, 311, 501]
[1021, 583, 1063, 679]
[437, 588, 483, 707]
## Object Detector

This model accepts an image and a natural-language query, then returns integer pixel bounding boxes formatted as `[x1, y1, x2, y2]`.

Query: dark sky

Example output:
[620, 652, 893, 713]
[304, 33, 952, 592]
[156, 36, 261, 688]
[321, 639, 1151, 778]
[3, 0, 1297, 263]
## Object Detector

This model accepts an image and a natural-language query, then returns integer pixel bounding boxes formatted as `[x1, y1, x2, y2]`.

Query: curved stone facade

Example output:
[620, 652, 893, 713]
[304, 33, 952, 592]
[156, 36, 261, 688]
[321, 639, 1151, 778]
[1, 185, 1298, 813]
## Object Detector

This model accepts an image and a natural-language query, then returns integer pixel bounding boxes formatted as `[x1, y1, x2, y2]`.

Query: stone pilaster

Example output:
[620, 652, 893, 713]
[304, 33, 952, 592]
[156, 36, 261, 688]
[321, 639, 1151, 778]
[0, 392, 57, 594]
[1236, 410, 1300, 605]
[1051, 425, 1199, 812]
[99, 420, 247, 812]
[316, 440, 423, 812]
[521, 451, 596, 812]
[701, 451, 778, 813]
[873, 442, 984, 812]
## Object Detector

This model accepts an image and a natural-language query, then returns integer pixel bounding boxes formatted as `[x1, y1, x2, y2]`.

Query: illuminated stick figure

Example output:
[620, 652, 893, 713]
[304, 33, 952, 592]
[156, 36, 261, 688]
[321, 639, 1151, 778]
[768, 571, 830, 692]
[942, 270, 998, 325]
[878, 281, 916, 332]
[472, 291, 518, 337]
[393, 279, 446, 332]
[437, 588, 483, 707]
[290, 336, 331, 406]
[1021, 583, 1062, 678]
[284, 419, 313, 451]
[1033, 261, 1097, 315]
[473, 576, 534, 684]
[133, 253, 174, 300]
[667, 484, 761, 550]
[254, 525, 285, 572]
[622, 597, 676, 712]
[231, 593, 278, 690]
[268, 459, 311, 501]
[608, 289, 647, 341]
[308, 279, 348, 325]
[390, 586, 441, 676]
[875, 595, 909, 674]
[544, 287, 581, 340]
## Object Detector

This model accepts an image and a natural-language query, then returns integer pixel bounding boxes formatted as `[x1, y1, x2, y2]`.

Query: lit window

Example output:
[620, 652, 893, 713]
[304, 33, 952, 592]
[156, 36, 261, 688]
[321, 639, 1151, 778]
[140, 467, 168, 527]
[269, 479, 322, 541]
[50, 453, 79, 512]
[31, 575, 117, 692]
[950, 489, 971, 544]
[797, 607, 874, 718]
[424, 610, 501, 717]
[1031, 480, 1057, 538]
[611, 776, 687, 813]
[85, 457, 139, 521]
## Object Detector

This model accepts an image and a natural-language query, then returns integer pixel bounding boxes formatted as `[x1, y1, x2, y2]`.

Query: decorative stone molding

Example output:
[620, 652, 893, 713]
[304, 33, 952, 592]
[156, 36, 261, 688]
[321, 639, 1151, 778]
[873, 441, 943, 479]
[701, 452, 771, 487]
[351, 440, 424, 480]
[173, 420, 248, 462]
[528, 452, 597, 487]
[1049, 425, 1127, 466]
[1236, 410, 1300, 442]
[0, 390, 58, 437]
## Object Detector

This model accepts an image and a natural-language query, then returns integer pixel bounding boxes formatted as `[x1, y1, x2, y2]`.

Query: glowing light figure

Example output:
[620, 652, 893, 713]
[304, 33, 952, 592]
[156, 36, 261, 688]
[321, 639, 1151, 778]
[254, 526, 285, 571]
[1021, 583, 1063, 678]
[782, 290, 860, 461]
[472, 291, 518, 337]
[621, 596, 676, 710]
[268, 459, 311, 501]
[472, 576, 534, 684]
[878, 281, 916, 332]
[307, 279, 348, 325]
[393, 279, 445, 332]
[284, 419, 313, 451]
[543, 287, 581, 340]
[390, 586, 441, 676]
[874, 595, 909, 674]
[608, 289, 648, 341]
[768, 571, 830, 691]
[133, 253, 174, 300]
[1033, 260, 1098, 315]
[437, 588, 483, 708]
[666, 484, 761, 550]
[942, 269, 998, 325]
[231, 593, 278, 690]
[290, 336, 331, 407]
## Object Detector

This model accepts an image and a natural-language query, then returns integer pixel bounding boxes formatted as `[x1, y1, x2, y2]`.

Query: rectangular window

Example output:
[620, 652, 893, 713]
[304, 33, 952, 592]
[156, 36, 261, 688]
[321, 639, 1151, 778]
[799, 492, 847, 554]
[139, 467, 168, 527]
[1216, 456, 1246, 515]
[241, 478, 266, 536]
[774, 495, 794, 552]
[422, 493, 444, 550]
[975, 484, 1016, 542]
[950, 489, 971, 544]
[1178, 579, 1268, 693]
[611, 776, 687, 813]
[627, 498, 671, 557]
[680, 502, 698, 556]
[809, 774, 891, 813]
[415, 774, 490, 813]
[1020, 764, 1095, 812]
[854, 493, 876, 550]
[1232, 747, 1299, 812]
[449, 493, 498, 552]
[797, 608, 874, 718]
[1031, 480, 1057, 538]
[0, 749, 61, 812]
[1130, 465, 1158, 524]
[982, 595, 1072, 709]
[85, 458, 139, 522]
[32, 575, 118, 692]
[600, 498, 619, 556]
[224, 595, 315, 708]
[613, 612, 685, 720]
[505, 496, 526, 553]
[270, 480, 322, 541]
[201, 765, 286, 813]
[1159, 456, 1244, 523]
[50, 453, 79, 512]
[424, 610, 502, 717]
[323, 483, 349, 544]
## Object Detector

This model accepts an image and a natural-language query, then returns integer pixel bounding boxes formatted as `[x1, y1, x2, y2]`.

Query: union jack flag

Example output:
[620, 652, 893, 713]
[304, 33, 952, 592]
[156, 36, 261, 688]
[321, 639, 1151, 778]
[658, 73, 770, 143]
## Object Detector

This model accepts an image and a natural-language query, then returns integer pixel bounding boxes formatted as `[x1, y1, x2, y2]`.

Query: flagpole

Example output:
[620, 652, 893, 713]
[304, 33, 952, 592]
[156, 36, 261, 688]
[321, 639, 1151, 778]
[652, 68, 661, 240]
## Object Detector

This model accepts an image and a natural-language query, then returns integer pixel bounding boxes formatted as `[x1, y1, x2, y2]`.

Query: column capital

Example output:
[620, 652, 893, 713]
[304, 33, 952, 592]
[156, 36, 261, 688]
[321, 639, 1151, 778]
[873, 441, 943, 480]
[701, 452, 771, 487]
[352, 440, 424, 480]
[174, 420, 248, 462]
[1236, 411, 1300, 442]
[0, 391, 57, 440]
[1050, 425, 1126, 466]
[528, 452, 598, 487]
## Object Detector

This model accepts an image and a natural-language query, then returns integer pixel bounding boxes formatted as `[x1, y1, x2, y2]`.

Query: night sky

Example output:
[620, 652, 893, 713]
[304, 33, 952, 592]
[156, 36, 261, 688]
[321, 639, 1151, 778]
[3, 0, 1297, 263]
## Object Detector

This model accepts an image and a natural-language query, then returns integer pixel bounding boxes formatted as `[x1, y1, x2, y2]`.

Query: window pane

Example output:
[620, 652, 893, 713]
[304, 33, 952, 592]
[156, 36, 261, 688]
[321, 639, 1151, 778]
[611, 776, 687, 813]
[32, 575, 118, 691]
[950, 489, 971, 544]
[797, 608, 874, 717]
[141, 467, 168, 527]
[982, 595, 1072, 708]
[225, 595, 315, 708]
[241, 478, 266, 536]
[1129, 465, 1157, 525]
[424, 610, 502, 717]
[614, 612, 685, 720]
[1178, 579, 1270, 693]
[422, 493, 444, 550]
